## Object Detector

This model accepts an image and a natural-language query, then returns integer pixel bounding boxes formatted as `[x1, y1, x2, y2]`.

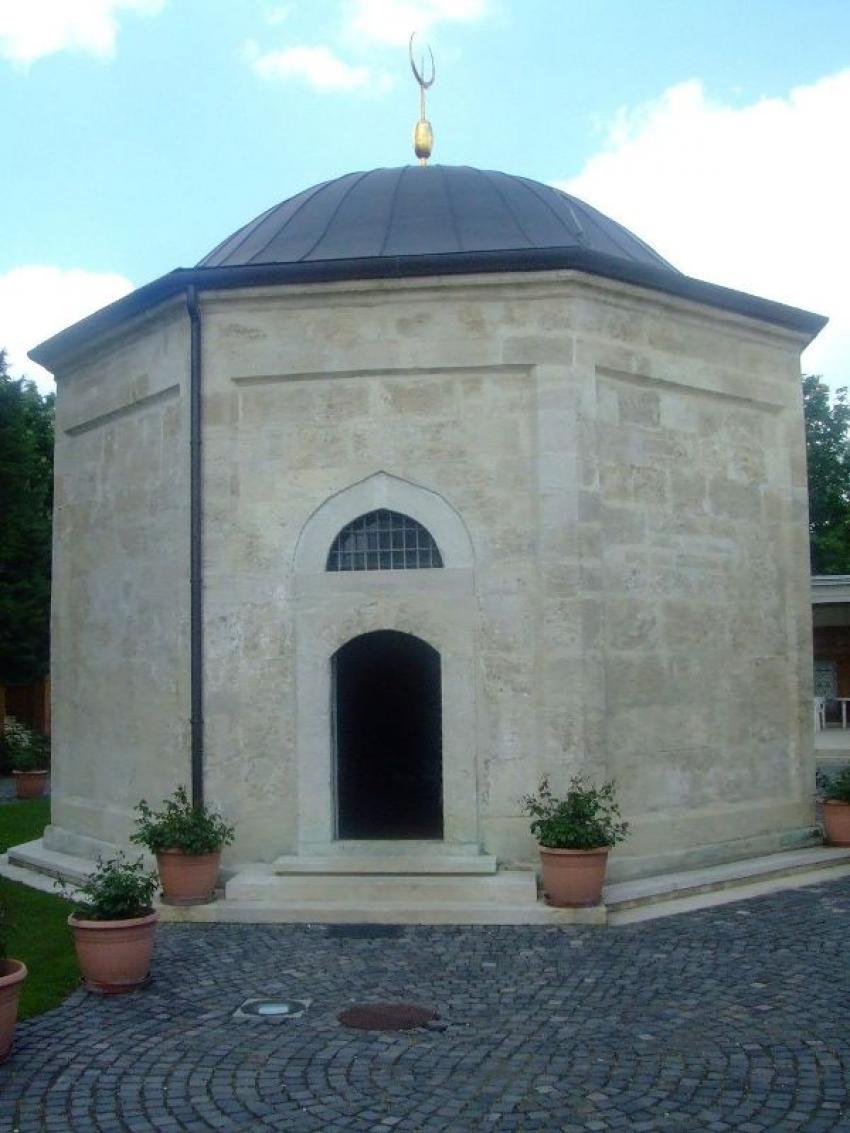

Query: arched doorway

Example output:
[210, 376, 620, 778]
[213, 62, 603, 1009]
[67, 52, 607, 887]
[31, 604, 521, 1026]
[333, 630, 443, 839]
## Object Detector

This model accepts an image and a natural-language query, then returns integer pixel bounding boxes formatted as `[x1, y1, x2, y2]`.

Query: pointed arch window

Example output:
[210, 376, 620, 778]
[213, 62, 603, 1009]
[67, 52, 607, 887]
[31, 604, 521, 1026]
[326, 509, 444, 571]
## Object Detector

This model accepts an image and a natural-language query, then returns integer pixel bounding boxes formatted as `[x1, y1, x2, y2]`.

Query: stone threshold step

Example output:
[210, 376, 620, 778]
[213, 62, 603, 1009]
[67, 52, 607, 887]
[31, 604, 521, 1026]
[272, 854, 498, 875]
[604, 845, 850, 911]
[226, 867, 534, 904]
[156, 899, 606, 926]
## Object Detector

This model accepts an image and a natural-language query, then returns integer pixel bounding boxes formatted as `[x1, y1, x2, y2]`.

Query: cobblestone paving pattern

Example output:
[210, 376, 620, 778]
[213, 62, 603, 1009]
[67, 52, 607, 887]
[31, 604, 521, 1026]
[2, 878, 850, 1132]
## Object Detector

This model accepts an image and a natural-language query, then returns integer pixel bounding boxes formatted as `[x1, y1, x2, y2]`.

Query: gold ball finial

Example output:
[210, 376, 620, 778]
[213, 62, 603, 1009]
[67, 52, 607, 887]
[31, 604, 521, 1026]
[414, 119, 433, 162]
[409, 32, 435, 166]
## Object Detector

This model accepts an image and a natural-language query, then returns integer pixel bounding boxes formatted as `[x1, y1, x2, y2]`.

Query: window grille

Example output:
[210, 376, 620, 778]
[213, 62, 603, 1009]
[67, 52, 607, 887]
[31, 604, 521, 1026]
[327, 509, 444, 571]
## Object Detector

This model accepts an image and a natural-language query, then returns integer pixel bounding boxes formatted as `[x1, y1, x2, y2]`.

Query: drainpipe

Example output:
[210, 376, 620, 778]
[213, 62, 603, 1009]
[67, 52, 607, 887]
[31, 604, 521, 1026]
[187, 284, 204, 807]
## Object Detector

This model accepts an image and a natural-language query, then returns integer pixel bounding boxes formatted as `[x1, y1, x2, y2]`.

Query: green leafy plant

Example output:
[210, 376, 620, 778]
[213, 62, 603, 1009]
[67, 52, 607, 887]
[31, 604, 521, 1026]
[803, 376, 850, 574]
[0, 353, 54, 688]
[131, 785, 235, 855]
[521, 775, 629, 850]
[2, 717, 49, 772]
[817, 767, 850, 803]
[71, 855, 158, 921]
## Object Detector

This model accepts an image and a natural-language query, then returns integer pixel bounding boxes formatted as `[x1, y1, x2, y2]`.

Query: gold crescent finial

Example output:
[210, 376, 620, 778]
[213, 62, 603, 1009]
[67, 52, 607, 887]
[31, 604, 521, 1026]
[409, 31, 435, 166]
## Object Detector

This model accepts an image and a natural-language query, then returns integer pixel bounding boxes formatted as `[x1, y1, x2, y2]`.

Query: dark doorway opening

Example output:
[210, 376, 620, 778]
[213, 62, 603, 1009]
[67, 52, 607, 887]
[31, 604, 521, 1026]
[333, 630, 443, 839]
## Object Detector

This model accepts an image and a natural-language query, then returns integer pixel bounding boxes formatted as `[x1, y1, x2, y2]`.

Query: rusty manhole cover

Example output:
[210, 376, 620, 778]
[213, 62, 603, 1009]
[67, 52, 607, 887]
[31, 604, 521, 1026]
[338, 1002, 436, 1031]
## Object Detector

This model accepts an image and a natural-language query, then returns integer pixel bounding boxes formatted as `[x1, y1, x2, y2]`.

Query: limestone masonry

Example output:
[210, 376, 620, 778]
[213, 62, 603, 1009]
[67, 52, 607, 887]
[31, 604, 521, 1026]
[32, 166, 825, 883]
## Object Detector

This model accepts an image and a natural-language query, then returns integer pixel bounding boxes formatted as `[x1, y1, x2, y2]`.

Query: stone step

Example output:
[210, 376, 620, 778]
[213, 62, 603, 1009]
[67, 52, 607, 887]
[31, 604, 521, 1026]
[7, 837, 850, 928]
[226, 865, 534, 905]
[0, 852, 82, 897]
[604, 845, 850, 911]
[301, 840, 487, 858]
[272, 854, 497, 875]
[6, 838, 93, 886]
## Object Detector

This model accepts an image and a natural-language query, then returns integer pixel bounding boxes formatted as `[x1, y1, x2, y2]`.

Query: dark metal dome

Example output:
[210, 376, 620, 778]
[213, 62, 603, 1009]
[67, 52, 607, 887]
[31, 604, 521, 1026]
[198, 165, 677, 273]
[30, 164, 828, 374]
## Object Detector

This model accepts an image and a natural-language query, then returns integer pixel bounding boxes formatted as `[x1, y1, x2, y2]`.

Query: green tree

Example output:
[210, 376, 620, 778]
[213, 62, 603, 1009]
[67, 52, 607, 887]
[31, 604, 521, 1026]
[803, 374, 850, 574]
[0, 350, 54, 685]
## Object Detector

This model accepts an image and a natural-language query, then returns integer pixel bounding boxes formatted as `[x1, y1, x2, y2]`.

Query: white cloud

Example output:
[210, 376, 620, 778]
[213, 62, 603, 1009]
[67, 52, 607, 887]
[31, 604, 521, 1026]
[0, 266, 134, 392]
[344, 0, 488, 47]
[246, 41, 392, 93]
[559, 70, 850, 385]
[0, 0, 164, 66]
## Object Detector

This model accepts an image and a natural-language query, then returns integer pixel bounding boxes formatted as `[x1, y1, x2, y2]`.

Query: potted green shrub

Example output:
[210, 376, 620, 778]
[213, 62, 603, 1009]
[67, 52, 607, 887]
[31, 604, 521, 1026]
[0, 894, 27, 1061]
[521, 775, 629, 907]
[817, 768, 850, 846]
[67, 854, 158, 994]
[3, 717, 50, 798]
[132, 786, 234, 905]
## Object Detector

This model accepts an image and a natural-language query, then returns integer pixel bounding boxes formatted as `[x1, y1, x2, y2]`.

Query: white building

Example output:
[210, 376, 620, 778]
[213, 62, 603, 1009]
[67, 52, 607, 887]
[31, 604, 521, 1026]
[30, 165, 826, 892]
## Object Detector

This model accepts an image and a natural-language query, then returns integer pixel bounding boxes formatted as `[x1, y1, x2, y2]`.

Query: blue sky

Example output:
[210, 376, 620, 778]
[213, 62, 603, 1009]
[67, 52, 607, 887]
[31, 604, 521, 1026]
[2, 0, 849, 390]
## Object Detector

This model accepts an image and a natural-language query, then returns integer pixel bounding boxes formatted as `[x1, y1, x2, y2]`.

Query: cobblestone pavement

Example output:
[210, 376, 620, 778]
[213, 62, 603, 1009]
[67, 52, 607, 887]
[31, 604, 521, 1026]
[3, 878, 850, 1132]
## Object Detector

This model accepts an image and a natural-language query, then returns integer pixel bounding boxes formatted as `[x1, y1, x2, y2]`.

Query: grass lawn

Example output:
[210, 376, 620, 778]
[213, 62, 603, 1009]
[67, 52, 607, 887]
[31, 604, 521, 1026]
[0, 796, 50, 853]
[0, 798, 80, 1019]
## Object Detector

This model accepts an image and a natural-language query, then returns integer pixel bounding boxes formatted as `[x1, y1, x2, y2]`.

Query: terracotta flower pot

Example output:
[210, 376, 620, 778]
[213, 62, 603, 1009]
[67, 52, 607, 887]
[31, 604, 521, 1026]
[538, 846, 610, 907]
[68, 910, 157, 994]
[156, 849, 221, 905]
[0, 959, 27, 1063]
[12, 770, 48, 799]
[822, 800, 850, 846]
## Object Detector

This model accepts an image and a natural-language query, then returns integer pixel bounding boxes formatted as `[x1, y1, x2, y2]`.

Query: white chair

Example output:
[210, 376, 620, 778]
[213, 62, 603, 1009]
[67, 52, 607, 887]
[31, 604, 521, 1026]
[815, 697, 827, 731]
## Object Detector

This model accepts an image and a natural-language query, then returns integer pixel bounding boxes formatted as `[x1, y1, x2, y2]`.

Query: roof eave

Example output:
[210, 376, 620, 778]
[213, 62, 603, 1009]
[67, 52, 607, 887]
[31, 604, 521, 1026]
[28, 249, 828, 372]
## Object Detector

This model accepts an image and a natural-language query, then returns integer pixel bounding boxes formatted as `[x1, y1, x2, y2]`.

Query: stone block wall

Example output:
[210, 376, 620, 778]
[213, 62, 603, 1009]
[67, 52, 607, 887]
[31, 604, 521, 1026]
[197, 273, 814, 874]
[48, 302, 191, 852]
[46, 272, 815, 878]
